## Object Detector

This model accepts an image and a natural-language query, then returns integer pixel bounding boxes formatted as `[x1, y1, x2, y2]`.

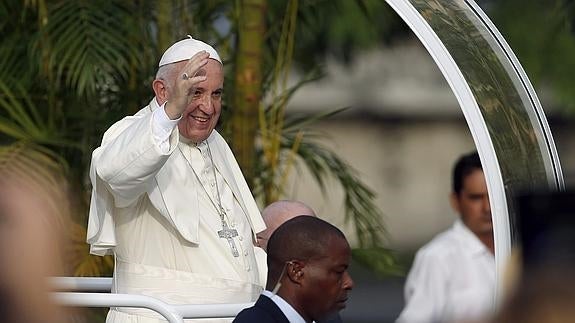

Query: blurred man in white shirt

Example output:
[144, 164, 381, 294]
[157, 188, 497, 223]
[397, 151, 495, 323]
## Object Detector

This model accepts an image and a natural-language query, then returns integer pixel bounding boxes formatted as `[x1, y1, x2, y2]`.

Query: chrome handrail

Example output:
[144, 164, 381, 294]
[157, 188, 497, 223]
[53, 292, 183, 323]
[51, 278, 254, 319]
[50, 276, 112, 292]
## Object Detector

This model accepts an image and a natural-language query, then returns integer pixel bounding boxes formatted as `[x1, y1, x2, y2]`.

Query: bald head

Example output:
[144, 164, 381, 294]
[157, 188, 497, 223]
[257, 200, 316, 251]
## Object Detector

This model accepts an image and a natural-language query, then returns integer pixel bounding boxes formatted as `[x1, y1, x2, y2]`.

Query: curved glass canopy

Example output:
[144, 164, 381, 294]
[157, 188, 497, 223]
[385, 0, 564, 297]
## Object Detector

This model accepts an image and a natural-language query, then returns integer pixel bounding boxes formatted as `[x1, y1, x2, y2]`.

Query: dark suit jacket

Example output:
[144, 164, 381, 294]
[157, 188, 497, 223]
[233, 295, 290, 323]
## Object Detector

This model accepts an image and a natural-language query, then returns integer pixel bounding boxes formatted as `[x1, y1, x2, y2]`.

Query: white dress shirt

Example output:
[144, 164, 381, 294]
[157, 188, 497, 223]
[262, 290, 306, 323]
[396, 219, 495, 323]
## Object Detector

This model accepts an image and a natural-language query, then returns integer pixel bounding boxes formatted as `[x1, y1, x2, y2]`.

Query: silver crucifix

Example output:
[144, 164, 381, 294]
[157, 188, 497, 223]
[218, 219, 240, 257]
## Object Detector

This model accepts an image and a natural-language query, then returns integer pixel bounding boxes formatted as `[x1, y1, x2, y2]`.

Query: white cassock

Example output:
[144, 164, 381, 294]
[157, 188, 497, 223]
[87, 98, 267, 323]
[253, 246, 268, 288]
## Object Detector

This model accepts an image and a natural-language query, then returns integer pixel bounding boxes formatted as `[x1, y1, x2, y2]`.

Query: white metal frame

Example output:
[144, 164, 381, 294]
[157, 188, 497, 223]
[385, 0, 511, 299]
[51, 276, 112, 292]
[385, 0, 564, 303]
[51, 277, 253, 320]
[464, 0, 564, 189]
[53, 292, 184, 323]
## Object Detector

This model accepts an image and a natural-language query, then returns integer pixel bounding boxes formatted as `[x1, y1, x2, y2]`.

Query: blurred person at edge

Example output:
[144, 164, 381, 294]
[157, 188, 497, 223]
[489, 190, 575, 323]
[397, 151, 495, 323]
[0, 147, 70, 323]
[86, 36, 266, 323]
[234, 216, 354, 323]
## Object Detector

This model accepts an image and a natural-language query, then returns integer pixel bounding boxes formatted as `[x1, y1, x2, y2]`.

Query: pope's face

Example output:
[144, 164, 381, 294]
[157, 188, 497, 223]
[175, 59, 223, 143]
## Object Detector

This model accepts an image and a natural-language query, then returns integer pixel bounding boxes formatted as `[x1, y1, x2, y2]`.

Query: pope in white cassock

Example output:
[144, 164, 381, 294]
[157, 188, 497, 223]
[86, 36, 267, 323]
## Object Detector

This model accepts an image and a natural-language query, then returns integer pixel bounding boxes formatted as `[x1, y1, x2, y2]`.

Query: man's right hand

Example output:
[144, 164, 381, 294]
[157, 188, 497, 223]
[165, 51, 209, 119]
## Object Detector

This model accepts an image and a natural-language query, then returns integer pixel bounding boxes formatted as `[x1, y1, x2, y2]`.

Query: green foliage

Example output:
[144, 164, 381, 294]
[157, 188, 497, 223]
[44, 1, 135, 97]
[489, 0, 575, 112]
[255, 0, 400, 275]
[267, 0, 408, 69]
[0, 0, 401, 277]
[0, 0, 164, 276]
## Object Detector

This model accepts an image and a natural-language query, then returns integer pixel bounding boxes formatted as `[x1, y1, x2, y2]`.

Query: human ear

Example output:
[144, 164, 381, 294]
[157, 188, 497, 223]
[286, 260, 304, 284]
[450, 192, 461, 214]
[152, 79, 169, 105]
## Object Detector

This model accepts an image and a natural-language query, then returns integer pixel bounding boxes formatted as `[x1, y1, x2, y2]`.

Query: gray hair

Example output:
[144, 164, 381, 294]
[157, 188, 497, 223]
[155, 63, 179, 87]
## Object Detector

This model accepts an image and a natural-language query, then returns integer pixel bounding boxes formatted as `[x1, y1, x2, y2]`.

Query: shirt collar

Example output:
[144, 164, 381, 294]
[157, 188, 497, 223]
[262, 290, 307, 323]
[453, 219, 492, 257]
[152, 97, 161, 111]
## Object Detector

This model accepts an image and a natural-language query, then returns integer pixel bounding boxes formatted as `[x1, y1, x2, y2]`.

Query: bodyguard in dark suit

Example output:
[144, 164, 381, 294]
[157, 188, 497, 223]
[233, 294, 290, 323]
[233, 216, 354, 323]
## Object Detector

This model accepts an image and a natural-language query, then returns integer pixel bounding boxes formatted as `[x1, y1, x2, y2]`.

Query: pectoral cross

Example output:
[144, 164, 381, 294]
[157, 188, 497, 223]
[218, 219, 240, 257]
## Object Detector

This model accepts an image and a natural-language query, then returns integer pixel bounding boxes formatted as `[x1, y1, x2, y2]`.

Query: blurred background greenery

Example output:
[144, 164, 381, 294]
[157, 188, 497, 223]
[0, 0, 408, 278]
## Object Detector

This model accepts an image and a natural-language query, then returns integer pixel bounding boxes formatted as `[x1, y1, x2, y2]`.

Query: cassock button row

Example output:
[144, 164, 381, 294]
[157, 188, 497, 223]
[238, 236, 243, 241]
[244, 250, 249, 256]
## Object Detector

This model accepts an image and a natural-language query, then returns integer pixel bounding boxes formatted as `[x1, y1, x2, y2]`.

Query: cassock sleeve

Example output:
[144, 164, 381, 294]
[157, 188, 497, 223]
[95, 111, 179, 207]
[87, 105, 179, 255]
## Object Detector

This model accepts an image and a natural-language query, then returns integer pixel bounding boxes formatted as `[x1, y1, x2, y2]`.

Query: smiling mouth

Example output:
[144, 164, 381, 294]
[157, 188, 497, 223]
[190, 115, 209, 123]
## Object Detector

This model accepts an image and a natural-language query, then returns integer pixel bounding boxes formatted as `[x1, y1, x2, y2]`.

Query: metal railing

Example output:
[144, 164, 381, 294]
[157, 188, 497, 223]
[51, 277, 253, 321]
[51, 276, 112, 292]
[53, 292, 184, 323]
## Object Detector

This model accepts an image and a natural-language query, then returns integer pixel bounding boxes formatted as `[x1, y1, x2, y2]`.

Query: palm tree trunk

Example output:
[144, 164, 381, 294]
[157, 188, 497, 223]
[156, 1, 172, 56]
[232, 0, 267, 189]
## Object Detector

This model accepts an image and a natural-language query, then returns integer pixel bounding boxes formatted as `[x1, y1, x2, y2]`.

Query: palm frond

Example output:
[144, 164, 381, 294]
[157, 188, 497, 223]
[0, 80, 45, 136]
[263, 68, 324, 114]
[41, 1, 139, 97]
[0, 79, 82, 149]
[0, 1, 44, 90]
[277, 130, 400, 272]
[283, 107, 349, 131]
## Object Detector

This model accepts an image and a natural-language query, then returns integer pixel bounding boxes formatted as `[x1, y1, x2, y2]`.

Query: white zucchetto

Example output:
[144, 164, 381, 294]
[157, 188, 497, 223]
[158, 35, 222, 67]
